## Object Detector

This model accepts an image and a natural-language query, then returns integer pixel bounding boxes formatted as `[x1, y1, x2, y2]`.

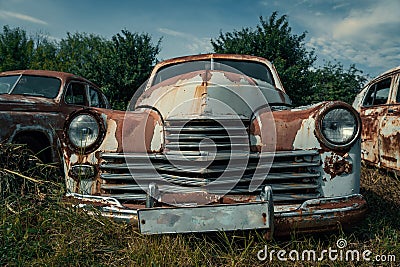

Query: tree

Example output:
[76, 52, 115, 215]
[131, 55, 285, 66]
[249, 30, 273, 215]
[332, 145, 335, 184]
[211, 12, 366, 105]
[104, 30, 161, 109]
[56, 30, 161, 109]
[56, 32, 111, 82]
[0, 26, 161, 109]
[29, 33, 59, 70]
[0, 26, 34, 71]
[211, 12, 316, 106]
[305, 61, 367, 104]
[0, 26, 59, 71]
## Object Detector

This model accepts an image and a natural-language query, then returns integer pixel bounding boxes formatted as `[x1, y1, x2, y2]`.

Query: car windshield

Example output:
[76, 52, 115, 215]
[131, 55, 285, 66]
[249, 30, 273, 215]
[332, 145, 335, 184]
[0, 75, 61, 98]
[152, 59, 275, 86]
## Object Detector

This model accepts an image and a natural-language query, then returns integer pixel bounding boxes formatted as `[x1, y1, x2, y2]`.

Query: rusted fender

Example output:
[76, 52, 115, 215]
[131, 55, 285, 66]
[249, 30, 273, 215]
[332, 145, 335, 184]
[62, 107, 163, 155]
[250, 101, 358, 153]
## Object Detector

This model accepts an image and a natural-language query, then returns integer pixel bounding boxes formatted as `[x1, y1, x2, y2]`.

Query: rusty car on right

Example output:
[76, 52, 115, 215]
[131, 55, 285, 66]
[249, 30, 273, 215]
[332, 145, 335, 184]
[353, 66, 400, 172]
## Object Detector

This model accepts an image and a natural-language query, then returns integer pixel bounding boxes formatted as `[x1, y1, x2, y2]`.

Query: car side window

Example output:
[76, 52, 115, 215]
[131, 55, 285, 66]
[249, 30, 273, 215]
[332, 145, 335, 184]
[65, 82, 86, 105]
[88, 86, 106, 108]
[395, 78, 400, 103]
[363, 78, 391, 106]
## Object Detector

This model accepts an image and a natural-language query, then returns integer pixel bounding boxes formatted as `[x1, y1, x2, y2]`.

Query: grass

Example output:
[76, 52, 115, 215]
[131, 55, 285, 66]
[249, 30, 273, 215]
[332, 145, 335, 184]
[1, 143, 399, 266]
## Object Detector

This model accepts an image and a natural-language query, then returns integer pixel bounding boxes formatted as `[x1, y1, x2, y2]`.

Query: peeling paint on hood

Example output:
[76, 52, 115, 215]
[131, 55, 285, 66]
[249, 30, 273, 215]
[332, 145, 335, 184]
[138, 70, 286, 119]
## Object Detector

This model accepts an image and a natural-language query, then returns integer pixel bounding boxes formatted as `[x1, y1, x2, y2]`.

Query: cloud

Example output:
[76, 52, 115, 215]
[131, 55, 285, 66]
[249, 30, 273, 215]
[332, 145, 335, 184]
[332, 1, 399, 39]
[302, 0, 400, 75]
[158, 27, 212, 55]
[0, 10, 47, 25]
[332, 2, 350, 10]
[158, 27, 186, 38]
[308, 34, 400, 70]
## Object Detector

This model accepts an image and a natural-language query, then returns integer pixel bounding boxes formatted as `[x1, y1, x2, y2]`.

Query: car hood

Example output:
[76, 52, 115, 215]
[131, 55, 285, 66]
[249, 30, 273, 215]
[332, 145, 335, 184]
[0, 94, 58, 111]
[136, 70, 289, 120]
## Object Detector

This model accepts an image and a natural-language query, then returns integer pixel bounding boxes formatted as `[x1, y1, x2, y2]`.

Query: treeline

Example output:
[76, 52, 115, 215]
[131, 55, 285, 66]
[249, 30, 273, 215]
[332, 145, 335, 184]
[0, 12, 367, 109]
[0, 27, 160, 109]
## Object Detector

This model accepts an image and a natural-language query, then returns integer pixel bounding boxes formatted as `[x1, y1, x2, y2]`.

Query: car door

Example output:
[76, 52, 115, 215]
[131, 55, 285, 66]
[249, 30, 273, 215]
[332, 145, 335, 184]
[378, 72, 400, 171]
[359, 77, 392, 165]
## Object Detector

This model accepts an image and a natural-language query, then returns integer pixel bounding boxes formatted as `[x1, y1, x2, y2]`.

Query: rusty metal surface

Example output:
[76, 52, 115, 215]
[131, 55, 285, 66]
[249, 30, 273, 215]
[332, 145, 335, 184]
[257, 103, 323, 151]
[274, 194, 367, 235]
[138, 201, 273, 234]
[145, 53, 286, 91]
[0, 69, 108, 163]
[60, 53, 364, 235]
[0, 69, 100, 102]
[65, 190, 366, 236]
[323, 153, 352, 179]
[136, 71, 288, 120]
[354, 66, 400, 172]
[61, 107, 165, 195]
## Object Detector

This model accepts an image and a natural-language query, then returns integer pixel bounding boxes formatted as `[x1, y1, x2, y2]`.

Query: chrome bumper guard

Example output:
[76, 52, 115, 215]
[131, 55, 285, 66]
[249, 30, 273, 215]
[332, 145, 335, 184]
[65, 188, 366, 236]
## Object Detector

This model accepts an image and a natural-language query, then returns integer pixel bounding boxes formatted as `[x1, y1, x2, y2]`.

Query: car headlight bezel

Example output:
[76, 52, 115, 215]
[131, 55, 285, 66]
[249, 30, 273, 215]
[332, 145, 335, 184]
[65, 111, 105, 153]
[315, 103, 361, 150]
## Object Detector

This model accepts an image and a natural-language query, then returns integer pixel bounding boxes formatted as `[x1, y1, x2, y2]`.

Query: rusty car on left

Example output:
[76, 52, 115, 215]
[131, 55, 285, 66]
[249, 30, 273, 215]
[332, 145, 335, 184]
[0, 70, 110, 163]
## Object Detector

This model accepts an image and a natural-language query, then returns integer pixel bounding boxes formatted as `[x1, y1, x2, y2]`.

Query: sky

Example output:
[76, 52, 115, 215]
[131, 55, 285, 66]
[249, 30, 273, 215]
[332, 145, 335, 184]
[0, 0, 399, 78]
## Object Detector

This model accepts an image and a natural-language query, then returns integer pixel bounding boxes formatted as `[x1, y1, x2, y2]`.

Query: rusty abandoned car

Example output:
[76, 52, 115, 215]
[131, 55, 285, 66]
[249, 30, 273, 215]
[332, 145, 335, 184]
[353, 66, 400, 173]
[0, 70, 110, 163]
[61, 54, 366, 236]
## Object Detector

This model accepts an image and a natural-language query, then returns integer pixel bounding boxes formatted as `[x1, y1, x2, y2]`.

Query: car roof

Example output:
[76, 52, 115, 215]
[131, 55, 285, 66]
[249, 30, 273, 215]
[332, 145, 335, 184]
[365, 65, 400, 87]
[149, 53, 285, 92]
[154, 53, 274, 69]
[377, 65, 400, 78]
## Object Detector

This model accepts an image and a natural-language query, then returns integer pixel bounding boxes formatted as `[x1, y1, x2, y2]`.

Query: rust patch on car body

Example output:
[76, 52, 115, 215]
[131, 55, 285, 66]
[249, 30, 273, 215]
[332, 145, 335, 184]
[271, 104, 321, 151]
[323, 153, 353, 179]
[274, 195, 367, 236]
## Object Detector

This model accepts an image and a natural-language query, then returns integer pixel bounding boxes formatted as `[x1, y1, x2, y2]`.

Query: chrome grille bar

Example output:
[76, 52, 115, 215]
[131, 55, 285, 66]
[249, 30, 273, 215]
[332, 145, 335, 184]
[99, 118, 322, 204]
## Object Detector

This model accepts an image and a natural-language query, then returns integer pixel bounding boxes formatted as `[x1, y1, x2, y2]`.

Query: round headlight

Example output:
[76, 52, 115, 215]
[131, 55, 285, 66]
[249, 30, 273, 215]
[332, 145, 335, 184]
[320, 107, 359, 148]
[68, 114, 100, 149]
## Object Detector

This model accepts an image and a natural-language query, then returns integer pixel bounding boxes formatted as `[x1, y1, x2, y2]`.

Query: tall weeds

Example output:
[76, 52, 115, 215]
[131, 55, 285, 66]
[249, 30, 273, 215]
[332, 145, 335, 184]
[1, 145, 399, 266]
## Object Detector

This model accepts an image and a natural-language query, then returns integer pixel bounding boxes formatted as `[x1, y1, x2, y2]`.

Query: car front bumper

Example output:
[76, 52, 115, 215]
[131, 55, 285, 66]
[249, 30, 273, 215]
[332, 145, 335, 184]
[273, 194, 366, 235]
[65, 189, 367, 237]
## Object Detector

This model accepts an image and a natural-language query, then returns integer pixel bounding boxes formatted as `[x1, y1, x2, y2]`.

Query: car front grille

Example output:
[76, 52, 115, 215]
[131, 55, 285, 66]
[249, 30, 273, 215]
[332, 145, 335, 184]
[99, 118, 322, 204]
